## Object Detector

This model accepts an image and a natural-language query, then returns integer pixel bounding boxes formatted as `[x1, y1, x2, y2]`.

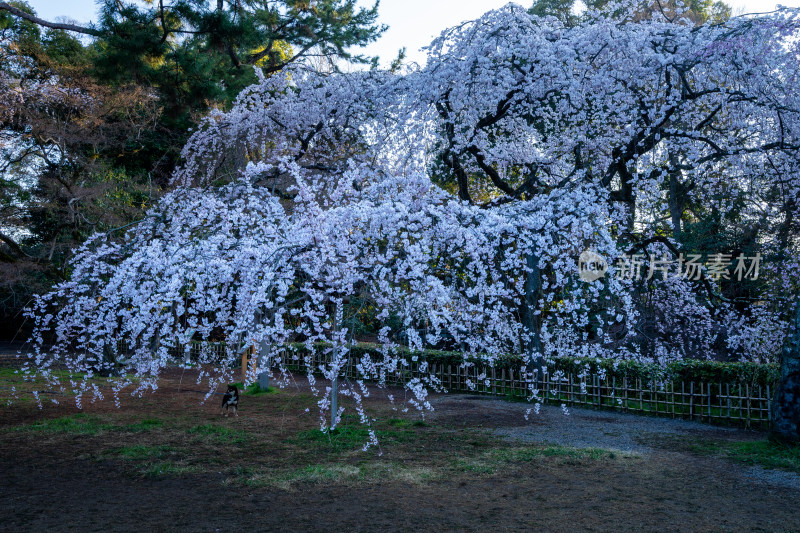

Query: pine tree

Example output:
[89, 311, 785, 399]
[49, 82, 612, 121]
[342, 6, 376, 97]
[0, 0, 385, 337]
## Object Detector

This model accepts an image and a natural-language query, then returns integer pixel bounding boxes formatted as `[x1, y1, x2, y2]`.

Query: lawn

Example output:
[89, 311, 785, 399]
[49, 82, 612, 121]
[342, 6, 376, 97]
[1, 365, 798, 532]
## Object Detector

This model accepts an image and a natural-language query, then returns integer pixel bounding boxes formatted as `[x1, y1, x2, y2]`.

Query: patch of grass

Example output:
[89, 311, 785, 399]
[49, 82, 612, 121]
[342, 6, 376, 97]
[239, 464, 361, 489]
[643, 434, 800, 474]
[139, 461, 199, 477]
[0, 368, 138, 382]
[0, 368, 78, 380]
[0, 395, 31, 405]
[121, 418, 163, 432]
[111, 444, 178, 461]
[245, 383, 279, 395]
[224, 382, 278, 395]
[187, 423, 250, 444]
[0, 368, 142, 405]
[453, 444, 623, 474]
[237, 462, 439, 489]
[452, 458, 498, 474]
[289, 414, 423, 452]
[387, 418, 411, 427]
[386, 418, 428, 428]
[0, 368, 66, 403]
[17, 414, 165, 436]
[21, 413, 116, 435]
[283, 464, 361, 483]
[508, 445, 617, 461]
[232, 465, 256, 477]
[251, 441, 621, 486]
[292, 425, 371, 453]
[722, 440, 800, 473]
[102, 444, 200, 478]
[0, 368, 23, 379]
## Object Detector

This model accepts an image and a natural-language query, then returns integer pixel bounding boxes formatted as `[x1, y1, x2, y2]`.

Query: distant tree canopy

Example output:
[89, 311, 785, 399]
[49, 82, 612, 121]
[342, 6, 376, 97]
[0, 0, 384, 335]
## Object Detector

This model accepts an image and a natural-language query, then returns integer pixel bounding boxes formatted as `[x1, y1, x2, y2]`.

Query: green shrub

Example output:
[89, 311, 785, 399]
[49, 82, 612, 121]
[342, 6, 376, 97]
[281, 342, 779, 388]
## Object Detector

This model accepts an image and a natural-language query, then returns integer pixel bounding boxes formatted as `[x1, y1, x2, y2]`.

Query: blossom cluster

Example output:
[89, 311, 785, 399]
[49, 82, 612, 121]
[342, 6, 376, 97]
[23, 2, 800, 429]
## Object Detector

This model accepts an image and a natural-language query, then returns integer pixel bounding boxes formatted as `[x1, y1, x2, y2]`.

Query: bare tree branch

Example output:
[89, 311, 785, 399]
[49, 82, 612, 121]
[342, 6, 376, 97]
[0, 2, 101, 36]
[0, 230, 30, 260]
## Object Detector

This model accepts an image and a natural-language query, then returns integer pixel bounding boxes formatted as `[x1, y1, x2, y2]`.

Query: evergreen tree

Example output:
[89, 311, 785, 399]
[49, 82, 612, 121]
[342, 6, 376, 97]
[0, 0, 385, 337]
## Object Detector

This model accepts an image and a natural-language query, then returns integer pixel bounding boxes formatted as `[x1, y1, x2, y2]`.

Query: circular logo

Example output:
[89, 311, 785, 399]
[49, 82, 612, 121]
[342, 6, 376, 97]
[578, 250, 608, 282]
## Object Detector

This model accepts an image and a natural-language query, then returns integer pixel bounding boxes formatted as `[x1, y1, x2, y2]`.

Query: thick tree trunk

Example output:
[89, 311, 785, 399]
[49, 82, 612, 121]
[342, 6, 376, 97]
[623, 193, 635, 234]
[778, 199, 795, 252]
[521, 252, 544, 381]
[668, 174, 683, 240]
[667, 152, 683, 241]
[99, 343, 117, 377]
[772, 300, 800, 443]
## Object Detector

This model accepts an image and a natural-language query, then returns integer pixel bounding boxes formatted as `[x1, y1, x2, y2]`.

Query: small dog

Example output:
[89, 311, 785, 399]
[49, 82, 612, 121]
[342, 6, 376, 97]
[221, 384, 239, 417]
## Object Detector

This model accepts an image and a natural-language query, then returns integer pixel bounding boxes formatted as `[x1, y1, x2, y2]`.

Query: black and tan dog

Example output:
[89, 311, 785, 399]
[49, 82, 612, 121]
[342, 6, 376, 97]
[221, 384, 239, 417]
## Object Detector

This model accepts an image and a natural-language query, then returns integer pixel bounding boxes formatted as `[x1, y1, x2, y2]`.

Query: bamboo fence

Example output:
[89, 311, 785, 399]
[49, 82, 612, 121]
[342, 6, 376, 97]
[169, 342, 774, 430]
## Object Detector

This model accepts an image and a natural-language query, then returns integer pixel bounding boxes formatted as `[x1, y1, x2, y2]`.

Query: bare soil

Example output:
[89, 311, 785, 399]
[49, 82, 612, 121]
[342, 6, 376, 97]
[1, 366, 798, 532]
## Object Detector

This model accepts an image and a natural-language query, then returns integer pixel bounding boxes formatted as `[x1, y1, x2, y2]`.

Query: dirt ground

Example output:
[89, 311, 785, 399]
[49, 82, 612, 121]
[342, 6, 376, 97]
[1, 366, 799, 533]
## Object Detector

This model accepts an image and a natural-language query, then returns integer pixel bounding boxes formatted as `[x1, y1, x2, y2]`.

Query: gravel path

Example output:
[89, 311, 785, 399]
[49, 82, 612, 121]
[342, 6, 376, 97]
[429, 393, 800, 491]
[493, 402, 746, 453]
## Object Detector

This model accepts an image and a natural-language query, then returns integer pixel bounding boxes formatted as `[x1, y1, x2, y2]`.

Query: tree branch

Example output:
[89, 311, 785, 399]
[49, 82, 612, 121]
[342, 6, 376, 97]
[466, 146, 515, 197]
[0, 2, 102, 36]
[0, 230, 30, 259]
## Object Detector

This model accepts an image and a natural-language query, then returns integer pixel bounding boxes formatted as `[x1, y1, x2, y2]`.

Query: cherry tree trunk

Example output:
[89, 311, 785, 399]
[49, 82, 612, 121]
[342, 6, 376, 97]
[521, 252, 543, 380]
[772, 300, 800, 443]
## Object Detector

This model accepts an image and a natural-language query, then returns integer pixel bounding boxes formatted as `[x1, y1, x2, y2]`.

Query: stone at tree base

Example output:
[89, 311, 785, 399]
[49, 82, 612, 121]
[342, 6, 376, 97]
[772, 301, 800, 443]
[257, 371, 270, 392]
[257, 339, 271, 392]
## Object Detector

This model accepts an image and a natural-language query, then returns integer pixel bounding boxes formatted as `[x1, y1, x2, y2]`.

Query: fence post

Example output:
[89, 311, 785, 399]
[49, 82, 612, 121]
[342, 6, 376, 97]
[653, 380, 657, 414]
[746, 383, 751, 428]
[596, 374, 601, 408]
[700, 382, 704, 422]
[546, 371, 551, 404]
[623, 377, 628, 412]
[670, 381, 675, 418]
[767, 384, 772, 426]
[726, 383, 731, 423]
[638, 378, 643, 411]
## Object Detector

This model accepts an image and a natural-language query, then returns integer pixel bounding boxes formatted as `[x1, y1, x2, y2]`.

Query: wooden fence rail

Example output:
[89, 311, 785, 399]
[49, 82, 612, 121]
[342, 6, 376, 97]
[167, 343, 774, 430]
